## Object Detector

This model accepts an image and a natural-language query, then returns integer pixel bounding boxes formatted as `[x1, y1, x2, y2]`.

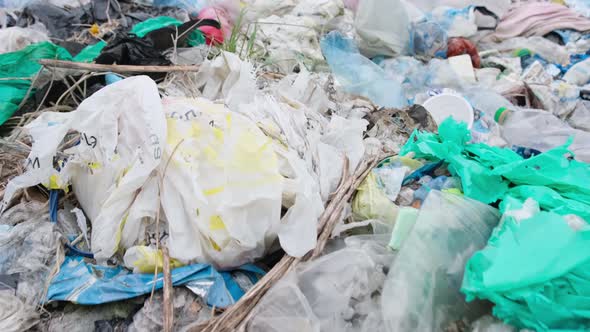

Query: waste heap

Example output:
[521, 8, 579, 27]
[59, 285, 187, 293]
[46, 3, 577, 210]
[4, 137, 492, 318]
[1, 0, 590, 331]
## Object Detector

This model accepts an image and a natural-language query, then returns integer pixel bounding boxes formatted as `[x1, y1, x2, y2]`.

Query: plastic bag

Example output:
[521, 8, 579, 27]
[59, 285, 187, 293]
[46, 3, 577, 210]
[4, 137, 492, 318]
[160, 97, 283, 268]
[248, 231, 395, 332]
[320, 31, 406, 108]
[1, 76, 167, 264]
[0, 293, 39, 332]
[382, 190, 500, 331]
[0, 26, 49, 54]
[353, 0, 409, 57]
[0, 202, 63, 306]
[462, 201, 590, 330]
[352, 172, 398, 223]
[46, 255, 264, 308]
[447, 37, 480, 68]
[0, 42, 72, 125]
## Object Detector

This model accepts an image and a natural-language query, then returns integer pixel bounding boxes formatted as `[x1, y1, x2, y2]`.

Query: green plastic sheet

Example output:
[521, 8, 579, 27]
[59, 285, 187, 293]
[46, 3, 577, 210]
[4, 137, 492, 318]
[0, 41, 105, 126]
[130, 16, 205, 46]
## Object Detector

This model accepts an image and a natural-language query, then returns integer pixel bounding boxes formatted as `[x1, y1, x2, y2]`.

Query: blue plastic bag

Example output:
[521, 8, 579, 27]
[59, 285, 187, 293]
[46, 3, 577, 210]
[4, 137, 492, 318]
[320, 31, 406, 108]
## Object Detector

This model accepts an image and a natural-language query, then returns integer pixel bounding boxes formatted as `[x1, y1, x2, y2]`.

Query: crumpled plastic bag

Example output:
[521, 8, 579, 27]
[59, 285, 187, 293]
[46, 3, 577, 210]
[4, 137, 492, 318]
[382, 190, 500, 331]
[320, 31, 406, 108]
[160, 97, 283, 268]
[352, 172, 398, 223]
[1, 76, 167, 264]
[462, 200, 590, 331]
[247, 231, 395, 332]
[0, 202, 63, 306]
[0, 26, 49, 54]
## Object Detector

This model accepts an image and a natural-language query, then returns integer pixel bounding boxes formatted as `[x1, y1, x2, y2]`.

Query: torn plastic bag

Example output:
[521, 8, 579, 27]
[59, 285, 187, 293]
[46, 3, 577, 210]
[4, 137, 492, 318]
[130, 16, 206, 46]
[46, 255, 265, 308]
[400, 118, 590, 205]
[353, 0, 409, 57]
[1, 76, 167, 264]
[247, 231, 395, 332]
[382, 190, 500, 331]
[161, 97, 284, 268]
[95, 19, 220, 66]
[129, 288, 211, 332]
[0, 202, 63, 306]
[320, 31, 405, 108]
[0, 26, 49, 54]
[462, 202, 590, 330]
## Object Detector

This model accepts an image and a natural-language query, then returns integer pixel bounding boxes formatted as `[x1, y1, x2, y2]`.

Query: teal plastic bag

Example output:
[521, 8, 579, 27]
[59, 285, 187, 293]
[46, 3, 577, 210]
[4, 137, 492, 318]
[0, 42, 72, 125]
[130, 16, 205, 46]
[462, 209, 590, 331]
[0, 41, 106, 126]
[400, 118, 590, 206]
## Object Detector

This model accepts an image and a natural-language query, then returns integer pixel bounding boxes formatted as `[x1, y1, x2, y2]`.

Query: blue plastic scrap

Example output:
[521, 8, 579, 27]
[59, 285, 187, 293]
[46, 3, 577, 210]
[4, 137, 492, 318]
[320, 31, 406, 108]
[46, 256, 265, 308]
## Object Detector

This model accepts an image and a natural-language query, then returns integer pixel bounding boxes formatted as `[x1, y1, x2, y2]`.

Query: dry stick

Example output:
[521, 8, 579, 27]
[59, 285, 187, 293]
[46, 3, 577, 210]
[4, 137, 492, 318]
[198, 156, 379, 332]
[149, 139, 185, 301]
[162, 246, 174, 332]
[38, 59, 201, 73]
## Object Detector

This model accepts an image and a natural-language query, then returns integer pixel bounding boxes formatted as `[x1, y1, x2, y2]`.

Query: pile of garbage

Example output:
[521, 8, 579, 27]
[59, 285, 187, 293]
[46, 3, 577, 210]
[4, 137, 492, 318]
[1, 0, 590, 331]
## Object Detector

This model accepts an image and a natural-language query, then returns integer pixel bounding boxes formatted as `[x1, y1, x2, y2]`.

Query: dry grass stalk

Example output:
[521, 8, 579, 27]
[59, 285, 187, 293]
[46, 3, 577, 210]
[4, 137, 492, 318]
[194, 155, 380, 332]
[163, 245, 174, 332]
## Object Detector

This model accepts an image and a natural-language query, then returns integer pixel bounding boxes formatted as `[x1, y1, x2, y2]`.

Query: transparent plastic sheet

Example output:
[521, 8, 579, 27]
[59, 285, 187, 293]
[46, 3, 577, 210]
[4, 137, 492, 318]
[382, 190, 500, 332]
[0, 26, 49, 54]
[0, 293, 40, 332]
[247, 231, 395, 332]
[353, 0, 409, 57]
[129, 288, 211, 332]
[0, 202, 62, 306]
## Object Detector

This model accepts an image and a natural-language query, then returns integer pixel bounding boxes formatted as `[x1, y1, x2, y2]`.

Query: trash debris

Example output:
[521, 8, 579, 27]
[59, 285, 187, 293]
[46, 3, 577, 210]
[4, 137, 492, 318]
[1, 0, 590, 330]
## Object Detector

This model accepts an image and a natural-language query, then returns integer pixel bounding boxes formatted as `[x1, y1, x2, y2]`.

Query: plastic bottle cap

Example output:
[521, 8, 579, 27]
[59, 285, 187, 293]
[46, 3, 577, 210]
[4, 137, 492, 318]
[494, 107, 508, 123]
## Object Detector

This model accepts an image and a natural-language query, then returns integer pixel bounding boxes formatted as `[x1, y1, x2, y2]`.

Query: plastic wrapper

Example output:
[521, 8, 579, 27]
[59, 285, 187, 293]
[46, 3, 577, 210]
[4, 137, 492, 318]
[382, 190, 500, 331]
[247, 231, 395, 332]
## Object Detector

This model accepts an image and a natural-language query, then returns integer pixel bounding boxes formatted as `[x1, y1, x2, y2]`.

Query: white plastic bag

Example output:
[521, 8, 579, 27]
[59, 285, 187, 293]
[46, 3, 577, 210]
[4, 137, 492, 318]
[1, 76, 167, 263]
[161, 97, 284, 268]
[0, 26, 49, 54]
[354, 0, 410, 57]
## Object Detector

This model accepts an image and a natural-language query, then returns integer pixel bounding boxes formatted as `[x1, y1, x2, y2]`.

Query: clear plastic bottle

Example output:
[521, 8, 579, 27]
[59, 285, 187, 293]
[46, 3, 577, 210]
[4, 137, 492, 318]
[495, 107, 590, 162]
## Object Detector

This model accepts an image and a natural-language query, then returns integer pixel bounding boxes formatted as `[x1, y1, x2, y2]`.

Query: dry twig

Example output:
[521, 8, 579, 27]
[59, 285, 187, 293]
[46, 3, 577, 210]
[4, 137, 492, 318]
[39, 59, 201, 73]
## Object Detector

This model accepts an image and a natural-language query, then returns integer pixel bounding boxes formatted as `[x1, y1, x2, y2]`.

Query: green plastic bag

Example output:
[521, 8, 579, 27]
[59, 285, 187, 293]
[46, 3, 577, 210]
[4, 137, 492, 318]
[0, 41, 106, 126]
[462, 208, 590, 331]
[400, 118, 590, 206]
[131, 16, 205, 46]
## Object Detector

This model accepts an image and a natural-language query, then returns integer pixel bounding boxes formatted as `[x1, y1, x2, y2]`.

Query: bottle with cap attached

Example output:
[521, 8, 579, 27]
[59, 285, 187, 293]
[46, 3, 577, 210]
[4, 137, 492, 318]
[494, 107, 590, 163]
